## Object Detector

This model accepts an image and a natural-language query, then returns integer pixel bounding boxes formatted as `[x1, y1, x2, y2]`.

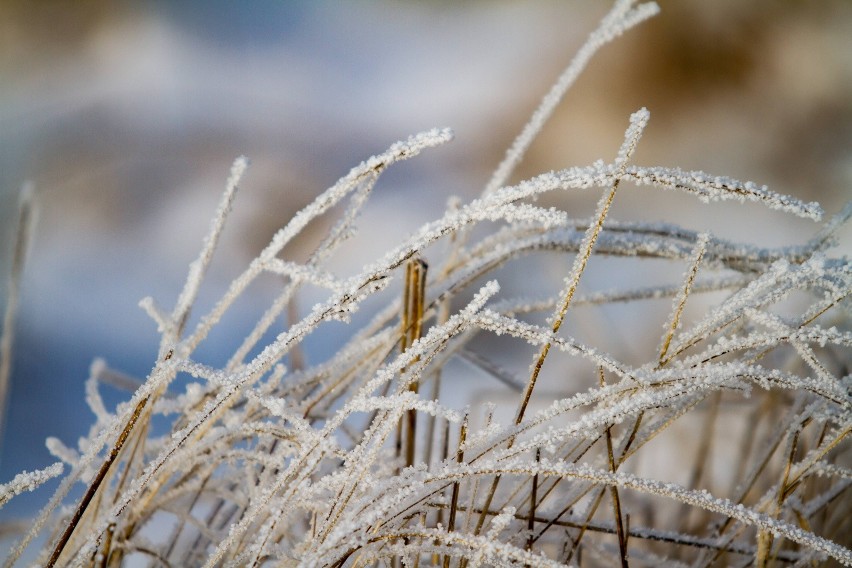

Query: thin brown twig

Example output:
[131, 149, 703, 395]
[46, 395, 150, 567]
[444, 414, 467, 568]
[601, 368, 629, 568]
[472, 124, 631, 539]
[526, 448, 540, 556]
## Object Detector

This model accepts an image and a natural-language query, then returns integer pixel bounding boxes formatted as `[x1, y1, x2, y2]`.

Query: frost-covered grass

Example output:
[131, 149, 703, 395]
[2, 1, 851, 566]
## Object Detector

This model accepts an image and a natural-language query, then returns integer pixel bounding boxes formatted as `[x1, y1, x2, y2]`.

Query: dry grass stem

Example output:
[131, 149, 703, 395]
[2, 1, 850, 566]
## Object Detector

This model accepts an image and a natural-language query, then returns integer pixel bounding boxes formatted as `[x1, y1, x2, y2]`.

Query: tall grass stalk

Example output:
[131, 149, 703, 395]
[2, 1, 850, 566]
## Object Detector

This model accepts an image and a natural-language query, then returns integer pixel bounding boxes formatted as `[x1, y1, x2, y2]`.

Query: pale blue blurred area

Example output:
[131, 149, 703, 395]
[0, 0, 850, 534]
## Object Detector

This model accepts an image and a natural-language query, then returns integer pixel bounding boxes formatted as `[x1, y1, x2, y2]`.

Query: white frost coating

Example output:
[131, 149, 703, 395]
[6, 355, 181, 567]
[659, 231, 709, 363]
[262, 128, 453, 264]
[9, 2, 850, 566]
[182, 128, 453, 355]
[262, 259, 344, 292]
[536, 105, 647, 382]
[84, 358, 111, 424]
[434, 460, 852, 564]
[45, 438, 79, 469]
[620, 164, 824, 220]
[137, 295, 171, 333]
[615, 107, 650, 167]
[212, 283, 503, 567]
[484, 1, 659, 195]
[473, 309, 630, 378]
[0, 463, 63, 508]
[346, 394, 462, 423]
[171, 156, 248, 339]
[486, 163, 826, 222]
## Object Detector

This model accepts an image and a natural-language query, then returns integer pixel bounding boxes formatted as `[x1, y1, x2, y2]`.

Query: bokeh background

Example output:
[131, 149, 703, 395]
[1, 0, 850, 532]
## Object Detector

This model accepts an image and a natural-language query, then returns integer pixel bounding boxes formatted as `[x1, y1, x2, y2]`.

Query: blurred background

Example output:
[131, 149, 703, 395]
[1, 0, 850, 527]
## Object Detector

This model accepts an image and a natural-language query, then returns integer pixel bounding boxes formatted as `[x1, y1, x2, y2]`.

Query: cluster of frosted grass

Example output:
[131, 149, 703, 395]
[2, 1, 850, 566]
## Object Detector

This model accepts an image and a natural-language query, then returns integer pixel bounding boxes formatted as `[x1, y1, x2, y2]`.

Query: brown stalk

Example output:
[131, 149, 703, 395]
[46, 395, 150, 566]
[406, 258, 427, 468]
[564, 488, 607, 564]
[677, 391, 721, 530]
[46, 349, 173, 567]
[394, 261, 414, 465]
[526, 448, 541, 555]
[600, 368, 629, 568]
[395, 258, 427, 469]
[472, 166, 623, 540]
[526, 437, 603, 544]
[424, 297, 451, 471]
[443, 414, 467, 568]
[757, 424, 803, 568]
[430, 503, 807, 561]
[560, 409, 635, 563]
[658, 233, 707, 366]
[532, 374, 704, 553]
[782, 422, 850, 498]
[699, 398, 802, 568]
[323, 358, 440, 560]
[95, 423, 150, 567]
[473, 114, 651, 550]
[431, 419, 451, 566]
[96, 523, 114, 568]
[539, 387, 678, 553]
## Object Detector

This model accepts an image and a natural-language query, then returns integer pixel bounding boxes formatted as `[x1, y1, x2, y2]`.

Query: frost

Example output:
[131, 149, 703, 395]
[484, 0, 659, 196]
[5, 1, 850, 567]
[0, 463, 63, 508]
[45, 438, 79, 468]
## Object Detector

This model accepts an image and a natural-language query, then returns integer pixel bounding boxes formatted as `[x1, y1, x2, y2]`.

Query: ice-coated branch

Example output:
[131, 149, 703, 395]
[0, 463, 63, 509]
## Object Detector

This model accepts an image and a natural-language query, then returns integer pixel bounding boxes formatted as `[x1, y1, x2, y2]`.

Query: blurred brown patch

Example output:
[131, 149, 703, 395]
[1, 1, 119, 68]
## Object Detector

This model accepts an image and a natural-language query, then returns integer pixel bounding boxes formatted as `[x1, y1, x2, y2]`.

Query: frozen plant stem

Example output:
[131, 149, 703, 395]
[397, 257, 427, 470]
[473, 108, 649, 538]
[523, 107, 648, 427]
[171, 156, 247, 339]
[443, 413, 467, 568]
[0, 185, 35, 457]
[45, 376, 155, 567]
[601, 367, 629, 568]
[483, 0, 659, 195]
[526, 447, 541, 555]
[659, 232, 709, 366]
[4, 1, 851, 566]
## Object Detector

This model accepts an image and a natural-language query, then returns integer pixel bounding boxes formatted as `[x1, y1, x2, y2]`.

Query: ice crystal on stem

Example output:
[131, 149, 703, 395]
[2, 1, 850, 566]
